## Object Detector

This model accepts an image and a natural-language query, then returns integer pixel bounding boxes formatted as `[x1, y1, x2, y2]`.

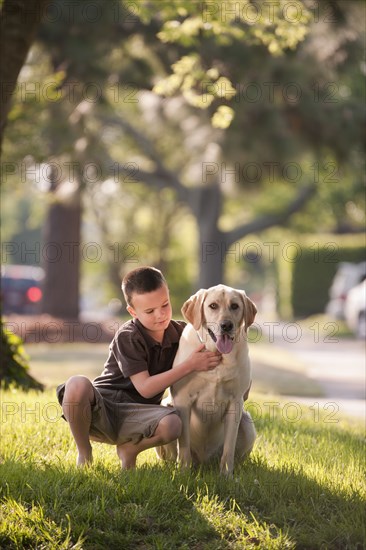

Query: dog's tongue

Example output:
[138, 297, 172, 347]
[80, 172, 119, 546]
[216, 334, 234, 354]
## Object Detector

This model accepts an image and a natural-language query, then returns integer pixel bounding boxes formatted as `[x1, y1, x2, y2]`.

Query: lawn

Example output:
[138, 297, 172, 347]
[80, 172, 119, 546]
[1, 384, 364, 549]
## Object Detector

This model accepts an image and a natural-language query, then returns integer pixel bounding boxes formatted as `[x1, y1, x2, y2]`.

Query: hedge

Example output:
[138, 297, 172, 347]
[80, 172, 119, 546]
[276, 234, 366, 318]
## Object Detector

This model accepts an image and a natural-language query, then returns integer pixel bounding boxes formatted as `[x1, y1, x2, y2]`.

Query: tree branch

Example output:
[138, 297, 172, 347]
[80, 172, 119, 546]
[100, 114, 190, 203]
[113, 163, 172, 191]
[225, 184, 317, 245]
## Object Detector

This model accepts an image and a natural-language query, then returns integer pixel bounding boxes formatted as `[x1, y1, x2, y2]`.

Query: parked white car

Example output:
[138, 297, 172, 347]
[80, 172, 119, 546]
[344, 280, 366, 339]
[326, 262, 366, 319]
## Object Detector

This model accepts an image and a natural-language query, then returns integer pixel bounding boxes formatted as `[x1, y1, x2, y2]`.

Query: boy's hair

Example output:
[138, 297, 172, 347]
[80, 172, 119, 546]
[122, 266, 167, 306]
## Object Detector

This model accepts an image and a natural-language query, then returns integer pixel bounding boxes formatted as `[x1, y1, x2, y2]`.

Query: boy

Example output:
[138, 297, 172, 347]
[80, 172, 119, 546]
[57, 266, 221, 468]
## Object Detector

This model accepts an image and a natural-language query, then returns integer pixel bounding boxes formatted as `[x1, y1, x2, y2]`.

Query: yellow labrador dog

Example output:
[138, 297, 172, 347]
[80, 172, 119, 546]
[158, 284, 257, 475]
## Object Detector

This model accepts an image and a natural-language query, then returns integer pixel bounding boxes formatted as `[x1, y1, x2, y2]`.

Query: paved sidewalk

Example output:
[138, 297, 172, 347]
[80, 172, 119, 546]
[256, 319, 366, 421]
[281, 396, 366, 422]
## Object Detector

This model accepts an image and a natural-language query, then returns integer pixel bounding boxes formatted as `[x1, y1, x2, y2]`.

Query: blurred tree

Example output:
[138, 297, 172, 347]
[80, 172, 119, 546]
[2, 0, 364, 311]
[107, 1, 364, 286]
[35, 0, 198, 316]
[0, 0, 49, 151]
[4, 0, 312, 311]
[107, 102, 317, 287]
[3, 0, 153, 317]
[0, 0, 48, 388]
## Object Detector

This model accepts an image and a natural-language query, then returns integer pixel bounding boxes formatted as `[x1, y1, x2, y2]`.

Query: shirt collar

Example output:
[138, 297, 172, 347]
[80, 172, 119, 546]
[133, 318, 180, 349]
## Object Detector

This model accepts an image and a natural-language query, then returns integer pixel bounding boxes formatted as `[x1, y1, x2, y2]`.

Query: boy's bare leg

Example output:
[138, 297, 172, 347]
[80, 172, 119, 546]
[62, 375, 95, 466]
[116, 414, 182, 469]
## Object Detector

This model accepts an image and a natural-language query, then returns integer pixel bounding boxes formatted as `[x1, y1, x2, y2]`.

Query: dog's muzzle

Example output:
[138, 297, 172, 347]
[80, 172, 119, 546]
[207, 321, 235, 354]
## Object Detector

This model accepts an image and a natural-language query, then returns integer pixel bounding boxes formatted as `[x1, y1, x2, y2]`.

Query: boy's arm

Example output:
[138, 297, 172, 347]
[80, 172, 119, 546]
[130, 344, 221, 399]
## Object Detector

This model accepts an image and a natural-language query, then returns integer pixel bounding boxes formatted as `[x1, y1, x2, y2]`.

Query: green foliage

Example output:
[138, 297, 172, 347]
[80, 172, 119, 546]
[276, 234, 366, 318]
[150, 1, 311, 51]
[150, 0, 312, 127]
[152, 54, 237, 126]
[0, 321, 43, 391]
[211, 104, 235, 129]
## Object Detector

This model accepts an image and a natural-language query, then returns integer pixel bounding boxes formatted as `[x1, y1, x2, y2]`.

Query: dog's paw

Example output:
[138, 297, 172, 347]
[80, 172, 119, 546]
[155, 443, 177, 462]
[220, 458, 234, 476]
[220, 468, 234, 477]
[178, 449, 192, 468]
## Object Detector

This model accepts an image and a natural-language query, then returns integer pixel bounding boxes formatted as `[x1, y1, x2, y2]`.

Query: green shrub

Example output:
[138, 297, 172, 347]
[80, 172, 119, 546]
[277, 235, 366, 318]
[0, 319, 43, 391]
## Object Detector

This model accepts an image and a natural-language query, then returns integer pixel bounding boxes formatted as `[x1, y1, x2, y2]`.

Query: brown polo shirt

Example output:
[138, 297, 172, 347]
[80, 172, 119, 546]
[93, 318, 186, 405]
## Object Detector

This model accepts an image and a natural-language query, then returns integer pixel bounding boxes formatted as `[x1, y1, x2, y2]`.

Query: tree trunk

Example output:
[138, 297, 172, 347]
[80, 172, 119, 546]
[190, 184, 225, 289]
[0, 0, 48, 152]
[198, 227, 225, 288]
[195, 184, 317, 289]
[41, 193, 81, 318]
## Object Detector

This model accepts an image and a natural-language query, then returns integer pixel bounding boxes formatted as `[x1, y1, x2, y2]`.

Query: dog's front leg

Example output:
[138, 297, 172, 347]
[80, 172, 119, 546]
[220, 399, 242, 476]
[176, 405, 192, 467]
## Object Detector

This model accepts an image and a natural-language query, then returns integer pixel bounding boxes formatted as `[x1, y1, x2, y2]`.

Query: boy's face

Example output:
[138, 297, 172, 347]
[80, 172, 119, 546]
[127, 284, 172, 340]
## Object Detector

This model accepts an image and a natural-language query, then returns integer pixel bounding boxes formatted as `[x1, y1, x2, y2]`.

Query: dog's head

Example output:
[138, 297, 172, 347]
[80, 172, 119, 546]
[182, 284, 257, 354]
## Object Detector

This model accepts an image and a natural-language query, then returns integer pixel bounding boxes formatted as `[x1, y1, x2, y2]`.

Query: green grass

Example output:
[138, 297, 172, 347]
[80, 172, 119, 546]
[1, 388, 365, 549]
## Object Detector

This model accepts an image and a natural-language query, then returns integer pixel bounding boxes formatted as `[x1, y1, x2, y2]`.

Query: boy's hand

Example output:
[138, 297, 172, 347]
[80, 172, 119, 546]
[187, 343, 222, 372]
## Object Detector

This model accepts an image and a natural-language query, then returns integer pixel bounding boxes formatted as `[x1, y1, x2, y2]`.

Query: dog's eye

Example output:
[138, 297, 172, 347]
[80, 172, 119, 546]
[208, 303, 218, 310]
[230, 303, 239, 310]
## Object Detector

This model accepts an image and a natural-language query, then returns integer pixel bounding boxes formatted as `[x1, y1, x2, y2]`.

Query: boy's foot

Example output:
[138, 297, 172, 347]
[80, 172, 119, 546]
[77, 446, 93, 466]
[116, 415, 182, 469]
[116, 443, 138, 469]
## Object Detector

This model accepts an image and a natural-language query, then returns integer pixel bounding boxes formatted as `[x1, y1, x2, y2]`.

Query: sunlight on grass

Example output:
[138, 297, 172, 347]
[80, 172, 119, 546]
[0, 498, 85, 549]
[1, 388, 364, 549]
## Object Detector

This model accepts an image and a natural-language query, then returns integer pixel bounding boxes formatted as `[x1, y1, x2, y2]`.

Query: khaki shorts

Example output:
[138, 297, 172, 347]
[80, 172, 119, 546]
[56, 383, 177, 446]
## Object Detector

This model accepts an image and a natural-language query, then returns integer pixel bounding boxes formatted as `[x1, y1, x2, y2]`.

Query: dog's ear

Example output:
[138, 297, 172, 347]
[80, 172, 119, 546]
[239, 290, 257, 331]
[181, 289, 207, 330]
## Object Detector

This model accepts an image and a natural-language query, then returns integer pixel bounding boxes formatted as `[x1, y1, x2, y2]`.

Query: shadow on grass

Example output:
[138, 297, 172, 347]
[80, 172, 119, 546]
[1, 446, 364, 550]
[187, 459, 365, 550]
[0, 458, 229, 549]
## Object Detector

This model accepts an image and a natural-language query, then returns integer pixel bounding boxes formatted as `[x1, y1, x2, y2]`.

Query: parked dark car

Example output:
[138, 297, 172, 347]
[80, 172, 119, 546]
[1, 264, 44, 314]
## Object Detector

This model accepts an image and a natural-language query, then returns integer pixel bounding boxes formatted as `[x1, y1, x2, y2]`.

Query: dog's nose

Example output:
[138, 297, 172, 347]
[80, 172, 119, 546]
[220, 320, 234, 333]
